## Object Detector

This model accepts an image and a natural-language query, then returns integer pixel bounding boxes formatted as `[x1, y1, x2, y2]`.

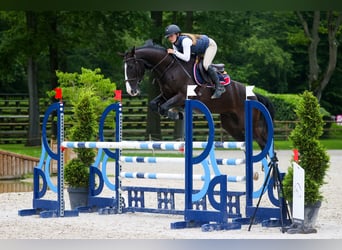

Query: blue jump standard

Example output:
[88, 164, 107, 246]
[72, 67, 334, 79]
[18, 102, 78, 218]
[18, 98, 290, 231]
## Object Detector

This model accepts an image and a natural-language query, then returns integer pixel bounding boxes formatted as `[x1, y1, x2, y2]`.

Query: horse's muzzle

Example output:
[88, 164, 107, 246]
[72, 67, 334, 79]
[125, 82, 140, 96]
[129, 89, 140, 96]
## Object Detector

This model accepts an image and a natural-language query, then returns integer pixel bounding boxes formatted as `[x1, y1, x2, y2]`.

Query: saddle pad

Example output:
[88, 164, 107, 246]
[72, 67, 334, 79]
[193, 62, 231, 87]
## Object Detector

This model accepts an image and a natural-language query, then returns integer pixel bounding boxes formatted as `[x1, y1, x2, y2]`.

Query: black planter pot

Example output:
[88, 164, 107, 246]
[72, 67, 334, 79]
[304, 200, 321, 229]
[287, 200, 322, 234]
[67, 187, 89, 210]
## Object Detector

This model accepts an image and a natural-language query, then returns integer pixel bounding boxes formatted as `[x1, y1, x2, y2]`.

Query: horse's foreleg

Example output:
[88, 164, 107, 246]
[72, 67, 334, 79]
[150, 94, 166, 115]
[160, 93, 185, 120]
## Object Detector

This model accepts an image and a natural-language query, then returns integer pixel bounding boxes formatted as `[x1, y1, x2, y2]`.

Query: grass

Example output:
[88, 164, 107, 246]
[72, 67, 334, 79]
[274, 139, 342, 150]
[0, 144, 42, 158]
[0, 139, 341, 158]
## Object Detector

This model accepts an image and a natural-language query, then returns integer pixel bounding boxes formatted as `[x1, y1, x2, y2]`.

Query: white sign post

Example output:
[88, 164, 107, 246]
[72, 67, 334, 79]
[292, 162, 305, 224]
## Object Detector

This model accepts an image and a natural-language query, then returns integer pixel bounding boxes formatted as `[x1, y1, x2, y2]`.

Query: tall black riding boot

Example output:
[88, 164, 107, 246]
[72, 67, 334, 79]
[208, 66, 226, 99]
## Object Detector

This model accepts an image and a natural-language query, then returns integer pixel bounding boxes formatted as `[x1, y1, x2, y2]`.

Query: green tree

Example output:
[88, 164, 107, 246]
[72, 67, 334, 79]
[1, 10, 342, 128]
[146, 11, 163, 140]
[296, 11, 342, 101]
[0, 11, 26, 92]
[52, 67, 116, 126]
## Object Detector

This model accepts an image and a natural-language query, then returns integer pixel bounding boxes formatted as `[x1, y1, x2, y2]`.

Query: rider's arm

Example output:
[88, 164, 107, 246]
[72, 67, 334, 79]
[172, 37, 192, 62]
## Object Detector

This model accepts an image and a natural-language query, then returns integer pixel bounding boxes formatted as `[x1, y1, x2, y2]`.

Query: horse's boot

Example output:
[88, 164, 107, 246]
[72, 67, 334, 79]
[208, 65, 226, 99]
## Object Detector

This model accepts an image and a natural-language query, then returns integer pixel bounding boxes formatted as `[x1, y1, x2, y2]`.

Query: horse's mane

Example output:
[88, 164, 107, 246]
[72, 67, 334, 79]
[137, 39, 167, 52]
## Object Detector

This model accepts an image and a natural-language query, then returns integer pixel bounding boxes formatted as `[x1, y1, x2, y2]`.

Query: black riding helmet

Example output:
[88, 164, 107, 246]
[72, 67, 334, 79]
[165, 24, 181, 38]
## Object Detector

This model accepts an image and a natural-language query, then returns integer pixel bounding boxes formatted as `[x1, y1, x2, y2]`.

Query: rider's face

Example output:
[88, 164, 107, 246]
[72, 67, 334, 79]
[167, 33, 178, 44]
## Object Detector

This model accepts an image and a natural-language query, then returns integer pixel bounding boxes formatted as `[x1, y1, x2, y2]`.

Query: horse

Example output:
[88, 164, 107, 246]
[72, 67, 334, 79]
[121, 40, 275, 150]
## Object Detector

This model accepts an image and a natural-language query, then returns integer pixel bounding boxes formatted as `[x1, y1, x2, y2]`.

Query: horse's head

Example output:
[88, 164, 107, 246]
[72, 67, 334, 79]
[123, 47, 145, 96]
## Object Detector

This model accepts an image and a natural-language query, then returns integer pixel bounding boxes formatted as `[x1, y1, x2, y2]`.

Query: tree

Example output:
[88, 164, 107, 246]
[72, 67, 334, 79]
[1, 11, 342, 123]
[26, 11, 41, 146]
[296, 11, 342, 101]
[145, 11, 163, 140]
[0, 11, 60, 145]
[0, 11, 26, 92]
[193, 11, 296, 94]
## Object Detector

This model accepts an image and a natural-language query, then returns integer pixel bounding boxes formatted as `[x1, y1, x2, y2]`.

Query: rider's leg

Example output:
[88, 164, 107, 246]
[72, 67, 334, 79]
[203, 39, 226, 99]
[207, 65, 226, 99]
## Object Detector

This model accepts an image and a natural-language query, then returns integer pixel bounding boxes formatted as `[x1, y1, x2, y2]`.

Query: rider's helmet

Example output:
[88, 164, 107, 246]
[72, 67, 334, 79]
[165, 24, 181, 38]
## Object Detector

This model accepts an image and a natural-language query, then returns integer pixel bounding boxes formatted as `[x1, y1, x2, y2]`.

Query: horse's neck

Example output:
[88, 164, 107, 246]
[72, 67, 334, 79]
[137, 48, 167, 67]
[138, 48, 194, 79]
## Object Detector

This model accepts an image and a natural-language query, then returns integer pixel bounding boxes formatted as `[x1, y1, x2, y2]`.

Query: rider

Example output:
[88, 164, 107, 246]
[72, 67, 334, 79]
[165, 24, 226, 99]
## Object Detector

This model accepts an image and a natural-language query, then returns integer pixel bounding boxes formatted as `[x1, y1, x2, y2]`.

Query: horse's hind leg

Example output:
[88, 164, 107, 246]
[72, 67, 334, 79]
[253, 115, 270, 151]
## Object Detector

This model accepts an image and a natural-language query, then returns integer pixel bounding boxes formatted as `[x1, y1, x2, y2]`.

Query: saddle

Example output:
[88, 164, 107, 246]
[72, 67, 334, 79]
[193, 59, 231, 87]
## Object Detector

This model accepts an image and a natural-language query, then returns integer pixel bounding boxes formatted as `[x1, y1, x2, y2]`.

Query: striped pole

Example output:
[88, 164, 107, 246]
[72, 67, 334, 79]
[61, 141, 184, 151]
[192, 141, 245, 150]
[120, 156, 245, 165]
[119, 172, 246, 182]
[62, 141, 245, 150]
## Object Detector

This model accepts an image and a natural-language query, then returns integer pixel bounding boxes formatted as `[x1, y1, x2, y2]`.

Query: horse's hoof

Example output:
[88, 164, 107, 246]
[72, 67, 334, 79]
[253, 172, 259, 181]
[168, 110, 179, 120]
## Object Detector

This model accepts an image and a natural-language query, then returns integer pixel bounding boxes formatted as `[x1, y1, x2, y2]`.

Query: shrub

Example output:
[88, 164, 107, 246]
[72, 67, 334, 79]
[282, 91, 330, 205]
[64, 90, 97, 188]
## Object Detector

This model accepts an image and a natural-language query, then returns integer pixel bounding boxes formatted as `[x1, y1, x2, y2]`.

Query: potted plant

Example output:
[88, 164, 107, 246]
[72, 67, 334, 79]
[64, 90, 98, 210]
[50, 68, 116, 210]
[282, 90, 330, 233]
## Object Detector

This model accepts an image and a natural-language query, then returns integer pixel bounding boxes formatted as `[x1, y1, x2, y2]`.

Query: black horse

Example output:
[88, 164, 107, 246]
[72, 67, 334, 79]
[122, 41, 275, 149]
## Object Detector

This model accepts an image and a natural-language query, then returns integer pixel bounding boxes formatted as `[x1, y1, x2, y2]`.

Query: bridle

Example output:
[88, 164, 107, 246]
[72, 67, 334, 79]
[124, 49, 192, 85]
[123, 56, 145, 84]
[124, 52, 176, 84]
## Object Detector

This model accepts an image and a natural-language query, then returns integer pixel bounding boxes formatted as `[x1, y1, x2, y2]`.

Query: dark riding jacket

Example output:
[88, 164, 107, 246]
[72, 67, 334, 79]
[174, 34, 209, 55]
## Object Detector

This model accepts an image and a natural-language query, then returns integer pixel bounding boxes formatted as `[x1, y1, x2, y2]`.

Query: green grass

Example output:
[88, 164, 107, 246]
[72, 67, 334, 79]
[0, 144, 42, 158]
[0, 139, 341, 158]
[275, 139, 342, 150]
[319, 139, 342, 149]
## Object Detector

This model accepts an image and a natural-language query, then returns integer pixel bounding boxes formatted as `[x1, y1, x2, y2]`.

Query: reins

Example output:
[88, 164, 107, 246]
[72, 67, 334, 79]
[172, 54, 192, 79]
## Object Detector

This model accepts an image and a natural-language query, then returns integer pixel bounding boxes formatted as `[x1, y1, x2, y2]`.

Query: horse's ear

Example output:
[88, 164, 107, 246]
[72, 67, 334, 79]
[127, 46, 136, 57]
[117, 52, 125, 58]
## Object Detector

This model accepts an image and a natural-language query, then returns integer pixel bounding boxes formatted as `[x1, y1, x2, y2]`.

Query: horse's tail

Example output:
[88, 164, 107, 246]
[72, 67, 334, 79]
[255, 93, 275, 121]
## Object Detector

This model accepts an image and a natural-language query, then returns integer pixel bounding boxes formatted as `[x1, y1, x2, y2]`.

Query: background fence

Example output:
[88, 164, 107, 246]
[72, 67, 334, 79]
[1, 94, 341, 144]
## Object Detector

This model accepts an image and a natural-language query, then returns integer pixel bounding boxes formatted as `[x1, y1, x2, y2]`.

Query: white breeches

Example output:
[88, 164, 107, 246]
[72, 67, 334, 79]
[203, 38, 217, 70]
